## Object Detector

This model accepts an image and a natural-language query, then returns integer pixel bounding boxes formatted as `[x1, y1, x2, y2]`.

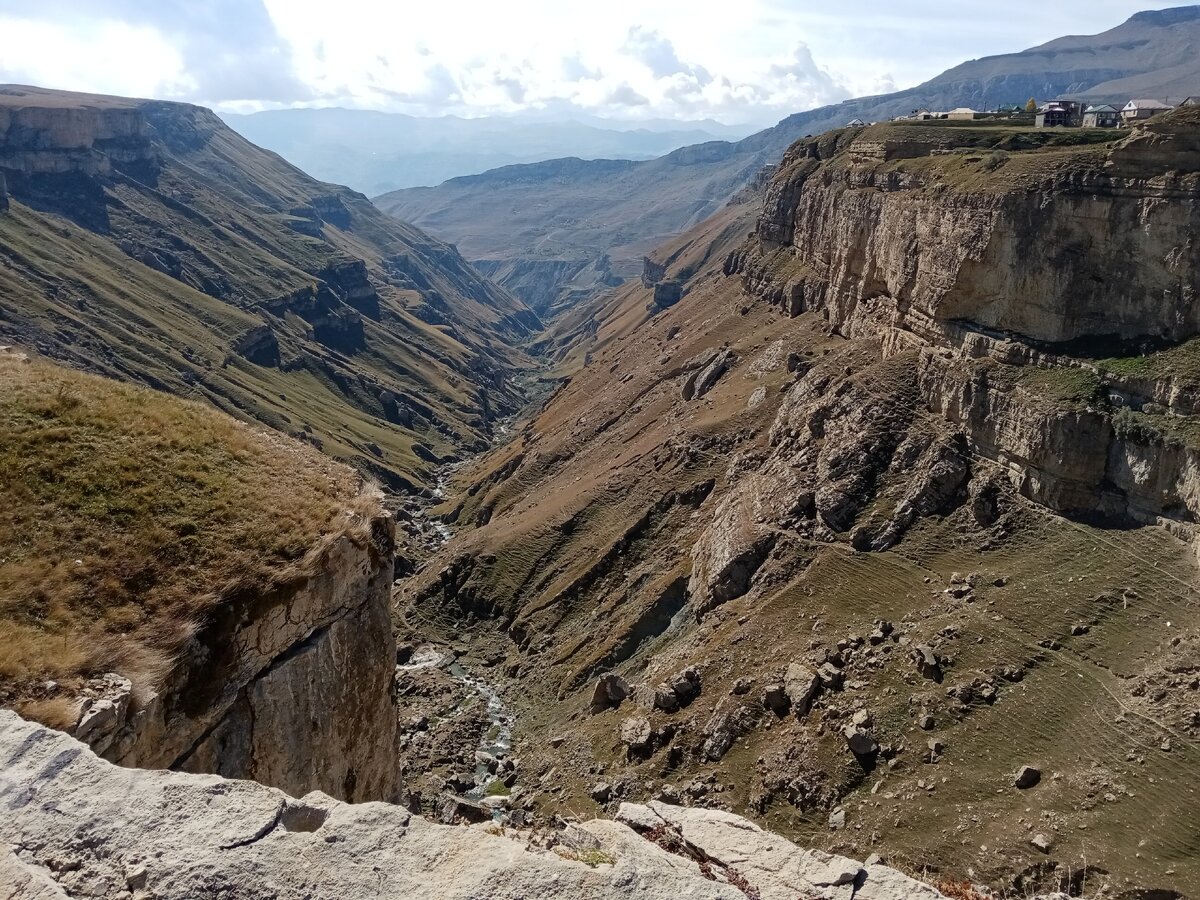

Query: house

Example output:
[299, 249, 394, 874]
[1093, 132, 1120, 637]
[1182, 96, 1200, 107]
[946, 107, 980, 120]
[1122, 99, 1174, 123]
[1082, 104, 1121, 128]
[1036, 99, 1086, 128]
[846, 118, 866, 127]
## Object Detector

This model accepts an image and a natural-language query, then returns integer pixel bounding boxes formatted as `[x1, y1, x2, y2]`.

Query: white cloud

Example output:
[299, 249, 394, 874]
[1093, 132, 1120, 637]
[0, 0, 1190, 124]
[0, 17, 188, 99]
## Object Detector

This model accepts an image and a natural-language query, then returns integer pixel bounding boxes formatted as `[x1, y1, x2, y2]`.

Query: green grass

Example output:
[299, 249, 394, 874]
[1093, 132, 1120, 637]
[0, 353, 373, 711]
[484, 779, 512, 797]
[1017, 365, 1102, 405]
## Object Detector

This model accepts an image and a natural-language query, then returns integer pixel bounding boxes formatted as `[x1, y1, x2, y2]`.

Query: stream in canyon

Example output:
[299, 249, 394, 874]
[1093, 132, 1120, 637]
[395, 645, 515, 803]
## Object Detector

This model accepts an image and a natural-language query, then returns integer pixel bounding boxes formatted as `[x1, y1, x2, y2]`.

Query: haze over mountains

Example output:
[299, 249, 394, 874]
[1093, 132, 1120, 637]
[377, 6, 1200, 314]
[224, 109, 749, 195]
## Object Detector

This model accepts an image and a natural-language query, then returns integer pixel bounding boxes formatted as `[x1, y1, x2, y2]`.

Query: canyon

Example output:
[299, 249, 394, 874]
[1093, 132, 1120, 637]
[3, 45, 1200, 900]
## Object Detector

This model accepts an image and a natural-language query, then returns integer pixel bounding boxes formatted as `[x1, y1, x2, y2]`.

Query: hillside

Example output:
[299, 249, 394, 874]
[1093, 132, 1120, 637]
[394, 111, 1200, 896]
[0, 349, 360, 716]
[375, 6, 1200, 315]
[0, 85, 541, 492]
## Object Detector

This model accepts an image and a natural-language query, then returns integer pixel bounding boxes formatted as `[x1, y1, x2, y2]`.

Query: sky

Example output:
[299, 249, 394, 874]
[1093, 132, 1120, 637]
[0, 0, 1188, 126]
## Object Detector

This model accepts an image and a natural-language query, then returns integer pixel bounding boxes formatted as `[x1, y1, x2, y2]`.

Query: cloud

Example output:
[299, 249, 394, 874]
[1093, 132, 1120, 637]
[0, 0, 312, 104]
[605, 84, 650, 107]
[561, 54, 602, 82]
[621, 26, 712, 85]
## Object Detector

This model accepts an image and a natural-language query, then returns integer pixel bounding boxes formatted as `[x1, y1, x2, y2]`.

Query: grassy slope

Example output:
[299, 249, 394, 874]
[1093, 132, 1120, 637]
[0, 88, 537, 490]
[0, 351, 373, 717]
[402, 120, 1200, 893]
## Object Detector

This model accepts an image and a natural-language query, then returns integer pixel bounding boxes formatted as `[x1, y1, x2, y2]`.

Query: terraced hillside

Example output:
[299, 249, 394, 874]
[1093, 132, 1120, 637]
[0, 85, 540, 491]
[396, 112, 1200, 896]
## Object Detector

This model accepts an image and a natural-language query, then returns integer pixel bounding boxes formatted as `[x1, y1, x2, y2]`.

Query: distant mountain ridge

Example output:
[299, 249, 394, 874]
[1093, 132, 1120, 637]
[375, 5, 1200, 314]
[223, 108, 747, 195]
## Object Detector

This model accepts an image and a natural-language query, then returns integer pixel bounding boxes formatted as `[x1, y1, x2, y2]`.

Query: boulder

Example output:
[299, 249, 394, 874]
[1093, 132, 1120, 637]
[843, 724, 878, 756]
[762, 683, 790, 715]
[784, 663, 821, 717]
[1015, 765, 1042, 789]
[590, 673, 630, 713]
[620, 716, 654, 754]
[913, 645, 942, 681]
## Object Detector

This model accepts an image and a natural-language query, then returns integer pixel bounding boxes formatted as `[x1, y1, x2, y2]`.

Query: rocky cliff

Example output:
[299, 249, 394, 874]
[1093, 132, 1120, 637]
[0, 710, 946, 900]
[394, 111, 1200, 895]
[728, 109, 1200, 534]
[73, 515, 401, 803]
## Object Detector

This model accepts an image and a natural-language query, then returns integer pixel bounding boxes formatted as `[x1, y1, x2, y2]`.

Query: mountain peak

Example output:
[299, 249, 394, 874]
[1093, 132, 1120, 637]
[1127, 4, 1200, 26]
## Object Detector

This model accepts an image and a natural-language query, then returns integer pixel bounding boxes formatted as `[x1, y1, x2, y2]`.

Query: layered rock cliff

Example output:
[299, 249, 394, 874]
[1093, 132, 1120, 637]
[728, 109, 1200, 534]
[70, 514, 400, 803]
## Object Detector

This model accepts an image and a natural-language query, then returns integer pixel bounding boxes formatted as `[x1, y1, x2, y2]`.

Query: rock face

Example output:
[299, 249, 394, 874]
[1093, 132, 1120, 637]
[70, 514, 400, 803]
[725, 109, 1200, 536]
[0, 711, 946, 900]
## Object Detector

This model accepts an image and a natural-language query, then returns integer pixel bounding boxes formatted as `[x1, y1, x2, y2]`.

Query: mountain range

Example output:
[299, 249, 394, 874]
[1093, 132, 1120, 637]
[375, 6, 1200, 314]
[223, 108, 747, 195]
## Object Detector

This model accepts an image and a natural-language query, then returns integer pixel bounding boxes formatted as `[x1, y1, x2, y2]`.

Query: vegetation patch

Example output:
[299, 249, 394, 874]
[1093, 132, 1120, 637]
[0, 353, 370, 712]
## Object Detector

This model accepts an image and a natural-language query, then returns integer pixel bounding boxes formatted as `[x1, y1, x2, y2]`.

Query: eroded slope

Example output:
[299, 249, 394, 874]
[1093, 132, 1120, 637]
[0, 85, 539, 490]
[397, 111, 1200, 895]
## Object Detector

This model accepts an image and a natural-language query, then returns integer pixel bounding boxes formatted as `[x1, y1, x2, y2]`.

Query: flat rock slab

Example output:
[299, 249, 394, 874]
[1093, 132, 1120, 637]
[0, 711, 946, 900]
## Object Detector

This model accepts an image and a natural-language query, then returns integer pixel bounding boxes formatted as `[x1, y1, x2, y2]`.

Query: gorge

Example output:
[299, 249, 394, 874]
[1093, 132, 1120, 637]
[3, 15, 1200, 899]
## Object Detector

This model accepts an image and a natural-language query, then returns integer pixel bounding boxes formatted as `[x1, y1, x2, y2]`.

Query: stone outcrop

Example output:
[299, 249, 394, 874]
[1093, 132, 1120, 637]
[719, 109, 1200, 541]
[0, 711, 946, 900]
[745, 116, 1200, 345]
[67, 513, 400, 804]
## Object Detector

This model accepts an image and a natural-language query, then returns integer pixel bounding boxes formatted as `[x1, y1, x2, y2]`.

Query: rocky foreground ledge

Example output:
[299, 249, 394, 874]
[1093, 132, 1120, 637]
[0, 711, 945, 899]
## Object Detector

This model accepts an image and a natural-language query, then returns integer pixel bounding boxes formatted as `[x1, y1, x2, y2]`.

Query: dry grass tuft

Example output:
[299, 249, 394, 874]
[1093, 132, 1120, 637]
[0, 353, 374, 712]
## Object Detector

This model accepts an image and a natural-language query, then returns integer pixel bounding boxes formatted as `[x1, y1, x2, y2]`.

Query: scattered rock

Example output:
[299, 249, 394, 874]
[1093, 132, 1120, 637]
[1015, 765, 1041, 789]
[784, 662, 821, 717]
[919, 714, 935, 730]
[843, 724, 878, 756]
[653, 666, 702, 713]
[828, 807, 846, 829]
[731, 677, 753, 696]
[590, 673, 630, 713]
[590, 782, 612, 803]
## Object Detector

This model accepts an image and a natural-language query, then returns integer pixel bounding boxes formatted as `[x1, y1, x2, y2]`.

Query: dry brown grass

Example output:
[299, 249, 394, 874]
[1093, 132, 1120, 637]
[0, 352, 372, 709]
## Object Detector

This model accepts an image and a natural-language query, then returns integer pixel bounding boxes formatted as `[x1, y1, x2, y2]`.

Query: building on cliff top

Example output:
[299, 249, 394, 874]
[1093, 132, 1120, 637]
[1123, 98, 1175, 123]
[1083, 104, 1122, 128]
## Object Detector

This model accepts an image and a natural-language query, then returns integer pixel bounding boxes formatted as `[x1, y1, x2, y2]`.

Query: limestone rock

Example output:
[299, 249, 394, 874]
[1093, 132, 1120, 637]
[590, 673, 630, 713]
[784, 662, 821, 717]
[0, 712, 950, 900]
[843, 724, 878, 757]
[1015, 765, 1042, 789]
[619, 715, 653, 754]
[69, 515, 401, 803]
